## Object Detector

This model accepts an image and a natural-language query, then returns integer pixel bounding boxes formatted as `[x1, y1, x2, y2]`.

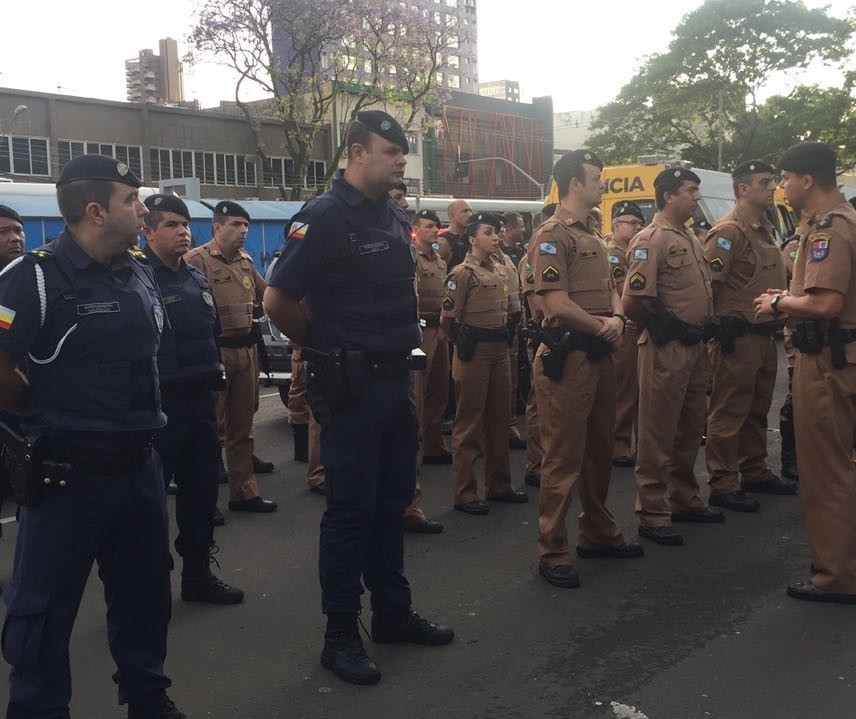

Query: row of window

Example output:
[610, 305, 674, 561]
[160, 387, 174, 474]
[0, 136, 327, 188]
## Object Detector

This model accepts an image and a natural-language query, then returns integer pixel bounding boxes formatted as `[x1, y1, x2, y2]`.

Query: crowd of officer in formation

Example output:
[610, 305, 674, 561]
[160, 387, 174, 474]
[0, 108, 854, 716]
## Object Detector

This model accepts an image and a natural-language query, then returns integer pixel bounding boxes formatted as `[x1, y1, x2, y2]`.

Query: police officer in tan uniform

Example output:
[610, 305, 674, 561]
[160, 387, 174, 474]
[623, 168, 724, 546]
[528, 150, 642, 588]
[414, 209, 453, 465]
[493, 237, 526, 450]
[519, 253, 544, 487]
[440, 212, 528, 515]
[703, 161, 797, 513]
[186, 201, 277, 512]
[755, 142, 856, 604]
[607, 201, 645, 467]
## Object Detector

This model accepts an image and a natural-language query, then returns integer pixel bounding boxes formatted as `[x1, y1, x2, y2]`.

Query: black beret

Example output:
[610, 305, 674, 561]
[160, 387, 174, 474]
[414, 208, 441, 225]
[213, 200, 250, 222]
[778, 142, 836, 176]
[144, 194, 190, 221]
[467, 212, 502, 235]
[611, 200, 644, 223]
[56, 154, 142, 188]
[654, 167, 701, 187]
[0, 204, 22, 224]
[692, 217, 712, 232]
[731, 160, 773, 178]
[353, 110, 409, 155]
[552, 149, 603, 176]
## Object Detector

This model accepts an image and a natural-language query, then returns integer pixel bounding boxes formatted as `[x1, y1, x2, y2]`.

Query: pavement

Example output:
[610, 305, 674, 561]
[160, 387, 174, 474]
[1, 341, 855, 719]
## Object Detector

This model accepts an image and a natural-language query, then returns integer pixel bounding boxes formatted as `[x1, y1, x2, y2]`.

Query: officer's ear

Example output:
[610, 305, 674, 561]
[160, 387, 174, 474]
[83, 200, 109, 227]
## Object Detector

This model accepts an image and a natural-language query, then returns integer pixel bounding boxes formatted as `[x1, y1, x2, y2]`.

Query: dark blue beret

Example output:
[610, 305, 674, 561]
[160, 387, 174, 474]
[353, 111, 409, 155]
[415, 209, 441, 225]
[778, 142, 836, 176]
[56, 154, 142, 188]
[144, 194, 190, 221]
[467, 212, 502, 235]
[612, 200, 645, 222]
[213, 200, 250, 222]
[654, 167, 701, 187]
[552, 149, 603, 177]
[0, 204, 22, 224]
[731, 160, 773, 178]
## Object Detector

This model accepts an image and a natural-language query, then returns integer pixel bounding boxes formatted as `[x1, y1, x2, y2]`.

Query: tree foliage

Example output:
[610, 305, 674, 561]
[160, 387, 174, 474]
[189, 0, 456, 199]
[586, 0, 854, 170]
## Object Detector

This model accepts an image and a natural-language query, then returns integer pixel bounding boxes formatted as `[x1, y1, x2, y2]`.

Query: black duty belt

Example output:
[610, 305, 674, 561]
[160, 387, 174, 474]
[363, 351, 413, 378]
[459, 325, 507, 342]
[219, 334, 255, 349]
[420, 314, 441, 328]
[544, 327, 610, 355]
[46, 434, 154, 475]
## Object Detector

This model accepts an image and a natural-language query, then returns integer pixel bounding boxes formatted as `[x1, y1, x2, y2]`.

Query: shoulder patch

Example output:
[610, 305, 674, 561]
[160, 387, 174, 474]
[809, 233, 831, 262]
[789, 249, 798, 261]
[715, 236, 732, 251]
[816, 214, 833, 229]
[632, 248, 648, 261]
[442, 296, 454, 311]
[628, 272, 646, 290]
[129, 247, 148, 262]
[709, 257, 724, 272]
[539, 241, 558, 256]
[541, 265, 560, 283]
[612, 266, 626, 279]
[609, 254, 620, 264]
[28, 247, 54, 262]
[287, 222, 309, 241]
[445, 277, 457, 291]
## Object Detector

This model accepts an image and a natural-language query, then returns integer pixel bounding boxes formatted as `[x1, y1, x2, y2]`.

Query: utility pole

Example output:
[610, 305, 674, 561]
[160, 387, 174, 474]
[717, 89, 724, 172]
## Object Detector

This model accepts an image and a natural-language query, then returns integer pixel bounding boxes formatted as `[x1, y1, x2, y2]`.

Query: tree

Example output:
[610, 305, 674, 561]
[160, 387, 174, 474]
[189, 0, 455, 200]
[586, 0, 854, 170]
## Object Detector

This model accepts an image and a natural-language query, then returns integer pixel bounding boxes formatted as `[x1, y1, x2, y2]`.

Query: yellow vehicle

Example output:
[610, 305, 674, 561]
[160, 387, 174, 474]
[545, 158, 735, 235]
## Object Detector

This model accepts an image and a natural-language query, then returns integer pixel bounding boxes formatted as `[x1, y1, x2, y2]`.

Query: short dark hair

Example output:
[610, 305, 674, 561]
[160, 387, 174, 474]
[805, 167, 838, 190]
[213, 213, 229, 226]
[56, 180, 115, 225]
[413, 216, 438, 228]
[502, 211, 522, 227]
[731, 173, 753, 199]
[655, 177, 695, 210]
[345, 120, 373, 160]
[554, 160, 588, 200]
[144, 209, 165, 230]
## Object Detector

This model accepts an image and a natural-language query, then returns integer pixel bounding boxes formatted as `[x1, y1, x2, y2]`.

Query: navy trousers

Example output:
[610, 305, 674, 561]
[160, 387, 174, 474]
[3, 456, 172, 719]
[309, 374, 418, 616]
[155, 388, 219, 562]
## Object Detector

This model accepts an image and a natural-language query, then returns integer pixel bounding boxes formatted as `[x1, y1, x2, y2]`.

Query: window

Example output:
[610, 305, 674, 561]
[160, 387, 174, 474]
[406, 133, 419, 155]
[1, 136, 50, 176]
[447, 74, 460, 89]
[263, 157, 284, 188]
[57, 140, 85, 170]
[307, 160, 326, 187]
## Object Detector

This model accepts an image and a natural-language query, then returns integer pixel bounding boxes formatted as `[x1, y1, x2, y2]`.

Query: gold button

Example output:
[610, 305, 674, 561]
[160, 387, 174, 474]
[59, 480, 67, 487]
[43, 477, 51, 485]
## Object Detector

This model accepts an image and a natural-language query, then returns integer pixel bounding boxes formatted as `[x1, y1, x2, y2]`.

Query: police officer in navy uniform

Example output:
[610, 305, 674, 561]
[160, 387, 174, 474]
[0, 155, 185, 717]
[264, 110, 454, 686]
[143, 194, 244, 606]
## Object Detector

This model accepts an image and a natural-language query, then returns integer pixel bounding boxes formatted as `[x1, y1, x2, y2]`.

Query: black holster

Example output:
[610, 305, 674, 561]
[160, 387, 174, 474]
[303, 346, 363, 409]
[0, 424, 70, 508]
[540, 344, 568, 381]
[793, 320, 823, 354]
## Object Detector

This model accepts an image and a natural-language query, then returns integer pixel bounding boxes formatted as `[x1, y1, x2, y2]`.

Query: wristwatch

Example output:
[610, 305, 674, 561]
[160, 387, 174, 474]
[770, 294, 785, 314]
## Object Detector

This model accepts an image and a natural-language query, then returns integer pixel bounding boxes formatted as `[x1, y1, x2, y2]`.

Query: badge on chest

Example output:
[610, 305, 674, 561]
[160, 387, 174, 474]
[76, 301, 120, 316]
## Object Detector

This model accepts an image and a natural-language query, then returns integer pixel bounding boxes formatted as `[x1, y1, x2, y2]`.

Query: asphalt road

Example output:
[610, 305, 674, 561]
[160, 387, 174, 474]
[1, 340, 855, 719]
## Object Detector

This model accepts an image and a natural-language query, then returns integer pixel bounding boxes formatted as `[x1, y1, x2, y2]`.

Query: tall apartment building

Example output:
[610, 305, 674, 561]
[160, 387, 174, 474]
[125, 38, 185, 105]
[273, 0, 479, 92]
[479, 80, 520, 103]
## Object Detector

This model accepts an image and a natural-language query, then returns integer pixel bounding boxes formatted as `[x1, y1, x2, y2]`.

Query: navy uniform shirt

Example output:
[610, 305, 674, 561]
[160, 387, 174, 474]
[144, 245, 223, 388]
[268, 171, 421, 353]
[0, 230, 166, 434]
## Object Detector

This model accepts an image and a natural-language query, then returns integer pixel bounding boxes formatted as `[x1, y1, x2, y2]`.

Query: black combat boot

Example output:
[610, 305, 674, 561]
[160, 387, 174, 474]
[127, 690, 186, 719]
[372, 608, 455, 646]
[181, 549, 244, 605]
[321, 614, 381, 685]
[780, 414, 798, 481]
[292, 423, 309, 463]
[252, 454, 275, 473]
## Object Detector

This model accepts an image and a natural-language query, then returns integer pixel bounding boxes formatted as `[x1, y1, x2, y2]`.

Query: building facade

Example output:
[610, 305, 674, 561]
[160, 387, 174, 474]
[0, 88, 330, 201]
[126, 38, 187, 105]
[479, 80, 520, 103]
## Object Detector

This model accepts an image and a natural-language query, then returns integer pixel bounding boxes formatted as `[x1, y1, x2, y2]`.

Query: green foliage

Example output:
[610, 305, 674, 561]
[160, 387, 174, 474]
[586, 0, 854, 171]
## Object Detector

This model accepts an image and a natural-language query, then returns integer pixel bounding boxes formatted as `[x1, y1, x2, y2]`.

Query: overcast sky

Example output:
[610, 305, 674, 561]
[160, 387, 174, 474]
[1, 0, 852, 113]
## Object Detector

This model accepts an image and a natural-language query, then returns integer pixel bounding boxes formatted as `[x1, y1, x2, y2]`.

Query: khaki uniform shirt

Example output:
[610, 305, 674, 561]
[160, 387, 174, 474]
[518, 254, 544, 324]
[527, 204, 614, 329]
[702, 206, 786, 324]
[606, 235, 630, 295]
[790, 197, 856, 360]
[186, 241, 266, 337]
[415, 245, 447, 318]
[494, 250, 522, 316]
[624, 213, 714, 328]
[440, 252, 508, 329]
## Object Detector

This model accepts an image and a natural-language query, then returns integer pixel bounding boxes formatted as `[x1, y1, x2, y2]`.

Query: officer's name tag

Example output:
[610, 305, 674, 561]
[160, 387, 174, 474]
[163, 295, 182, 305]
[77, 301, 120, 315]
[358, 241, 390, 255]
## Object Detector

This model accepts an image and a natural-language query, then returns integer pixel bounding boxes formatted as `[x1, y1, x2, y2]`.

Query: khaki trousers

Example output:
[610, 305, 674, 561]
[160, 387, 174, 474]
[218, 346, 260, 501]
[706, 334, 778, 494]
[534, 348, 624, 565]
[524, 380, 543, 478]
[635, 336, 709, 526]
[287, 350, 311, 425]
[793, 349, 856, 594]
[416, 325, 448, 456]
[452, 341, 513, 504]
[613, 324, 640, 457]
